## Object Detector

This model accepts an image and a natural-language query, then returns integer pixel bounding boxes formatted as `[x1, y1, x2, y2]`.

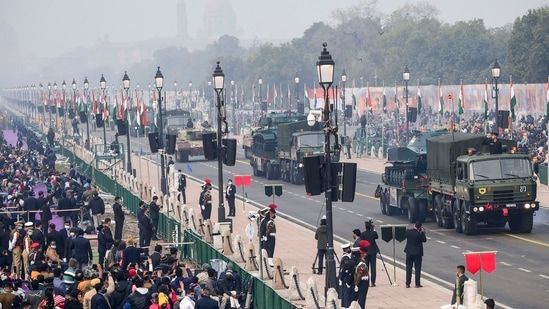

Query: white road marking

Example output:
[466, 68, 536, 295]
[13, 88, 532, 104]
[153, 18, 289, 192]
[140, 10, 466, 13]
[436, 240, 446, 244]
[500, 262, 512, 267]
[356, 213, 363, 217]
[348, 210, 354, 214]
[539, 274, 549, 279]
[450, 245, 460, 249]
[518, 268, 531, 273]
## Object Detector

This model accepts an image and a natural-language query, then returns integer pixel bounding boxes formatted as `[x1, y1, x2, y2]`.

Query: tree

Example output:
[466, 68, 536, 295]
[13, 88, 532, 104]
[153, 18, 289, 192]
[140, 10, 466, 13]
[507, 7, 549, 83]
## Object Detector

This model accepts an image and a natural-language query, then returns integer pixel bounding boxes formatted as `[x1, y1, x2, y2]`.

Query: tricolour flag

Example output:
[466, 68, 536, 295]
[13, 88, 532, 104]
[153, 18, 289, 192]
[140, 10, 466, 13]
[273, 83, 277, 107]
[438, 79, 444, 115]
[304, 84, 310, 109]
[510, 76, 516, 120]
[395, 82, 400, 110]
[458, 80, 464, 115]
[417, 84, 422, 114]
[484, 79, 489, 120]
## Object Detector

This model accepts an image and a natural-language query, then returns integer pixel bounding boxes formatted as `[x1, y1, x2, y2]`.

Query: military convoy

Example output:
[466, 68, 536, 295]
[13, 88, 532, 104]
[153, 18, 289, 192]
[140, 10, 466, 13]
[376, 131, 540, 235]
[247, 112, 335, 183]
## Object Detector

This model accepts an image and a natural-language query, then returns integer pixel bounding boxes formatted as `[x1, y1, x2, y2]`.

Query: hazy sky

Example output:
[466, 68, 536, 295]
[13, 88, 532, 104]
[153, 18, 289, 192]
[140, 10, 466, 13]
[0, 0, 547, 60]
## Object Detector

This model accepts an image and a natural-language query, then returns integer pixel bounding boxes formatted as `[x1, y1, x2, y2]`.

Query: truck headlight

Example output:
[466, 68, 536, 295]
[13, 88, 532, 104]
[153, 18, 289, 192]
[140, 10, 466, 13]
[473, 207, 478, 212]
[524, 203, 531, 209]
[298, 163, 303, 168]
[479, 206, 484, 212]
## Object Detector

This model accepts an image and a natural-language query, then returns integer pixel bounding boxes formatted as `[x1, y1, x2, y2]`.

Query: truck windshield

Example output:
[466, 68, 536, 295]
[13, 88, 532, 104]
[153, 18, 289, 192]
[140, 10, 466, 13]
[470, 158, 532, 180]
[298, 134, 324, 148]
[166, 116, 185, 126]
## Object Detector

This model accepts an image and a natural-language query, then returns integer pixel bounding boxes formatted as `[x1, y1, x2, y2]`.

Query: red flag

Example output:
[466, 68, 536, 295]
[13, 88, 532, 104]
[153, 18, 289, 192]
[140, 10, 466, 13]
[465, 253, 481, 275]
[367, 85, 372, 110]
[267, 84, 271, 104]
[481, 252, 496, 273]
[92, 91, 97, 113]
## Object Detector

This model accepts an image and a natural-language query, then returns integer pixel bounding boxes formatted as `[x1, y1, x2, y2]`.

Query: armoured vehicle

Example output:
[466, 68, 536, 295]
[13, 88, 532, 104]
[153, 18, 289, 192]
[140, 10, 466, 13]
[174, 127, 214, 162]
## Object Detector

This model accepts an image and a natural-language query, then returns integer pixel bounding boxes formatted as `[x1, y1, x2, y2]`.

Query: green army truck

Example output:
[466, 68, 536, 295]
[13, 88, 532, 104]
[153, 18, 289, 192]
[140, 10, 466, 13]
[427, 133, 539, 235]
[375, 130, 448, 223]
[277, 120, 326, 184]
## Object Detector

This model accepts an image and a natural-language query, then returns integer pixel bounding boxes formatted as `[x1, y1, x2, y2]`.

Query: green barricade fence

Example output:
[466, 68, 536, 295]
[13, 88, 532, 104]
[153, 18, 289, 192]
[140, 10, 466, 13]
[184, 230, 297, 309]
[50, 133, 294, 309]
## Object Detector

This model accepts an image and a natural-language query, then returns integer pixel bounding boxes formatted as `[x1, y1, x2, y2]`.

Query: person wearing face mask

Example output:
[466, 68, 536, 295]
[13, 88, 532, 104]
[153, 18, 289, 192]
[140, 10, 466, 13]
[46, 240, 63, 265]
[47, 223, 65, 260]
[65, 227, 77, 265]
[9, 221, 24, 276]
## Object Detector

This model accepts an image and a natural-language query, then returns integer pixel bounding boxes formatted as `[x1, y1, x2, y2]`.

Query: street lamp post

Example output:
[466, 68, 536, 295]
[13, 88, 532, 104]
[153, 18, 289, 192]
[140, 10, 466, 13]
[72, 79, 77, 133]
[53, 82, 58, 129]
[39, 83, 44, 126]
[174, 81, 178, 109]
[316, 43, 337, 290]
[294, 74, 300, 115]
[100, 74, 107, 146]
[62, 80, 67, 136]
[342, 69, 347, 139]
[231, 80, 236, 135]
[155, 67, 167, 195]
[491, 59, 501, 133]
[403, 65, 410, 144]
[48, 83, 52, 126]
[83, 77, 90, 150]
[213, 62, 226, 223]
[123, 71, 132, 174]
[188, 80, 193, 110]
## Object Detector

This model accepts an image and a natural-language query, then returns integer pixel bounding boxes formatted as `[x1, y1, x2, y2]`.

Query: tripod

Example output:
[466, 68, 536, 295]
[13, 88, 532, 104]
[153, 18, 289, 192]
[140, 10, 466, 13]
[312, 250, 340, 274]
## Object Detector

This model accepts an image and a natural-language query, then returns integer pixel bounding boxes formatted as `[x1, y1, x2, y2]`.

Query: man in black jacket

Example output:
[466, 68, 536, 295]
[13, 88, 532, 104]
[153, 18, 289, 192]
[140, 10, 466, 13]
[404, 222, 427, 288]
[149, 196, 161, 240]
[89, 192, 105, 228]
[360, 219, 379, 287]
[70, 228, 93, 270]
[23, 190, 38, 223]
[112, 196, 124, 241]
[178, 170, 187, 205]
[38, 192, 52, 240]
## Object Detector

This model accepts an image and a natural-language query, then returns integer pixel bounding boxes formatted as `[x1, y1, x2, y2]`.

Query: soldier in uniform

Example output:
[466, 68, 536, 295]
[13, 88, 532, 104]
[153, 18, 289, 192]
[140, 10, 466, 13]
[258, 208, 269, 249]
[177, 169, 187, 205]
[22, 223, 34, 279]
[264, 204, 277, 267]
[338, 243, 354, 309]
[199, 179, 213, 220]
[353, 240, 371, 309]
[9, 221, 24, 277]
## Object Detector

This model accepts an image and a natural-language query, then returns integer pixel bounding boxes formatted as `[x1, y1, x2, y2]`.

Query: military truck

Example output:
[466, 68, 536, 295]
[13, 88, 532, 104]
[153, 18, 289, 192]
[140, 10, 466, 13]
[427, 133, 539, 235]
[375, 130, 449, 223]
[242, 126, 258, 159]
[277, 120, 325, 184]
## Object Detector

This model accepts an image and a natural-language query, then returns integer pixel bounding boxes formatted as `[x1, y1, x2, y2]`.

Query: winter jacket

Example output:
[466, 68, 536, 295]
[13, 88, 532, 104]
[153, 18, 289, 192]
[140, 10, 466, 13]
[89, 195, 106, 215]
[125, 287, 151, 309]
[109, 280, 132, 309]
[315, 224, 328, 250]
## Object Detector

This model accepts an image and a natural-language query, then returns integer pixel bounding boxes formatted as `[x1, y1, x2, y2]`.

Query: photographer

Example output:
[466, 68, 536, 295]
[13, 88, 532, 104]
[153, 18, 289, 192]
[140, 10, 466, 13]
[360, 219, 379, 287]
[404, 222, 427, 288]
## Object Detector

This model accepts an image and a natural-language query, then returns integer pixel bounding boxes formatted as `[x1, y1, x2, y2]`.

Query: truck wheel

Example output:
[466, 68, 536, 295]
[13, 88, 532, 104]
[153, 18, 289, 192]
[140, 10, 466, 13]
[461, 210, 478, 235]
[434, 195, 443, 227]
[509, 213, 534, 233]
[407, 197, 418, 223]
[453, 200, 463, 233]
[380, 194, 387, 215]
[418, 200, 428, 223]
[266, 163, 273, 180]
[442, 201, 454, 229]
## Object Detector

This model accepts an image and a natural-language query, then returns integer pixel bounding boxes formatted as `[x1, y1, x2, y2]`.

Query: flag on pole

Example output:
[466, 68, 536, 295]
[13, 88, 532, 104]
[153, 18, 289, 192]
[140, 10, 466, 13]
[417, 84, 422, 114]
[273, 83, 277, 107]
[304, 84, 310, 109]
[135, 90, 141, 127]
[382, 86, 387, 113]
[141, 91, 148, 127]
[313, 90, 318, 109]
[510, 76, 516, 120]
[484, 79, 489, 120]
[438, 79, 444, 115]
[112, 93, 118, 123]
[102, 94, 109, 121]
[458, 80, 464, 115]
[267, 84, 271, 105]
